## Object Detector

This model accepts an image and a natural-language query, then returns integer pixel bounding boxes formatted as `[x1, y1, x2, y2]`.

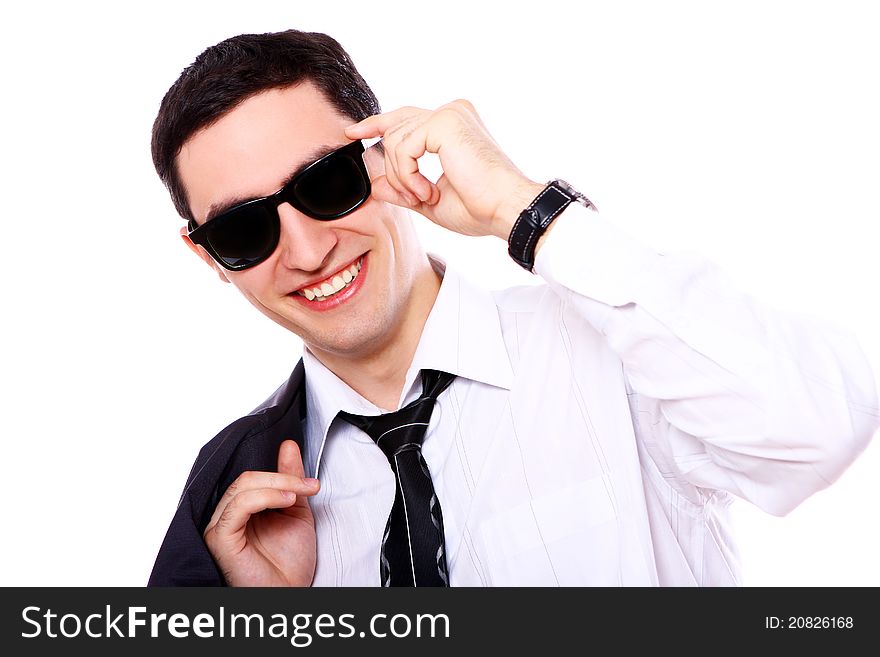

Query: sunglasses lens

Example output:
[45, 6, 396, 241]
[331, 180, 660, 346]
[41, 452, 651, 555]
[205, 206, 278, 269]
[294, 152, 368, 218]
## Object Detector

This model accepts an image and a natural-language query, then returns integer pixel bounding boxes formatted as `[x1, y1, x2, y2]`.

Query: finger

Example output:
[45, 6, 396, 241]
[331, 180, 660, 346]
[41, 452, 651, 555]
[354, 110, 429, 205]
[226, 471, 317, 495]
[402, 173, 450, 227]
[208, 468, 318, 529]
[395, 125, 438, 203]
[207, 487, 298, 542]
[344, 115, 383, 139]
[380, 149, 421, 207]
[345, 106, 427, 139]
[370, 175, 423, 210]
[374, 115, 432, 203]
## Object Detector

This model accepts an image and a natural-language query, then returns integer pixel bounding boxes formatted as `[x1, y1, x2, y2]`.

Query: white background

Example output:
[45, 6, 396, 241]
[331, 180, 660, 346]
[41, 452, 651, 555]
[1, 0, 878, 586]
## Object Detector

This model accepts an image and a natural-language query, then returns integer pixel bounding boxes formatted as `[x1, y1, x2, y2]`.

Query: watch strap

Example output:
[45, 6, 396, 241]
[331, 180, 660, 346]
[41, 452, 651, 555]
[507, 179, 589, 271]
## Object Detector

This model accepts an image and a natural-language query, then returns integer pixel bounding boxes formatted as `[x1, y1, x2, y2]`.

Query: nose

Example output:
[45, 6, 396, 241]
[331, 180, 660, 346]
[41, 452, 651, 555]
[274, 202, 338, 272]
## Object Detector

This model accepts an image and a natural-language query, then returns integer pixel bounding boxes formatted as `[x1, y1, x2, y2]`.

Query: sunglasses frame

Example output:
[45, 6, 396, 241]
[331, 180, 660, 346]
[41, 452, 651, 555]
[187, 139, 373, 271]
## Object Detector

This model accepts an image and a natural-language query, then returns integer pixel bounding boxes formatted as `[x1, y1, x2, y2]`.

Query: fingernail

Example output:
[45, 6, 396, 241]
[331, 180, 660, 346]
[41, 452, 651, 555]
[282, 490, 296, 501]
[304, 477, 319, 487]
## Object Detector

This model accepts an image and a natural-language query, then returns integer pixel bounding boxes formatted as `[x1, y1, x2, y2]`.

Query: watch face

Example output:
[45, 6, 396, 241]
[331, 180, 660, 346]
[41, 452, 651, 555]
[553, 179, 593, 209]
[551, 178, 576, 198]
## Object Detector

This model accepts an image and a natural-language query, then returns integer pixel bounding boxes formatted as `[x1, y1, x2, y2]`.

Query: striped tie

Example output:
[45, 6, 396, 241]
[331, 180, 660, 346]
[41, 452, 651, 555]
[338, 370, 455, 587]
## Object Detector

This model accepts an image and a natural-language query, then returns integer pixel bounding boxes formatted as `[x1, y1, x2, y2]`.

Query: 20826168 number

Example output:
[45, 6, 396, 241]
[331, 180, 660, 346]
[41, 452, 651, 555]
[788, 616, 853, 629]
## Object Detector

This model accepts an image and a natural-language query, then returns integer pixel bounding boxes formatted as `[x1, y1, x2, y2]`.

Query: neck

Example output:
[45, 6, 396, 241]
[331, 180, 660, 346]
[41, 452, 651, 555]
[309, 259, 442, 410]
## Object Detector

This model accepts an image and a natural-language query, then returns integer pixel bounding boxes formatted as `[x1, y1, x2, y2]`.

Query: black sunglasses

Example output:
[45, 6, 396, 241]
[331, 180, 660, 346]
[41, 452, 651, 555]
[187, 139, 374, 271]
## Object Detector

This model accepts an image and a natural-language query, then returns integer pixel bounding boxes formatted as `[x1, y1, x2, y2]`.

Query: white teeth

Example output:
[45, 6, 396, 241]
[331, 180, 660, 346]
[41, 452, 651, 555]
[297, 257, 364, 300]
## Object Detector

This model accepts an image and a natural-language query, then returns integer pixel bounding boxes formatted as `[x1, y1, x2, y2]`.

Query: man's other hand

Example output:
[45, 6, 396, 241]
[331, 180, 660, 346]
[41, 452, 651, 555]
[203, 440, 319, 586]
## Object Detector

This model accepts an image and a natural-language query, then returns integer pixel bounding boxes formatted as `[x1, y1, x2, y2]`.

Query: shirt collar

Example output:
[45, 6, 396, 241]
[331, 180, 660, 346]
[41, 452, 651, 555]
[302, 253, 514, 477]
[405, 254, 513, 392]
[302, 347, 379, 477]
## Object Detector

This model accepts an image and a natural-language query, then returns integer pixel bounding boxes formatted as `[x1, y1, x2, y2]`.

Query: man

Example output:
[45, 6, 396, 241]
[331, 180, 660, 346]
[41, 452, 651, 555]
[148, 29, 878, 586]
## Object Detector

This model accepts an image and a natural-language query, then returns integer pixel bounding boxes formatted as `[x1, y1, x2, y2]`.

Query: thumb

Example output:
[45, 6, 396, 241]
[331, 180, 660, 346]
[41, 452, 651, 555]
[278, 439, 306, 478]
[278, 440, 319, 516]
[370, 175, 424, 211]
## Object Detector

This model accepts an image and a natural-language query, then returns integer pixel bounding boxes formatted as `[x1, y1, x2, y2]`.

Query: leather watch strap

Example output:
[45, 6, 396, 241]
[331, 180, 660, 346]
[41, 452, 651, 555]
[507, 179, 591, 272]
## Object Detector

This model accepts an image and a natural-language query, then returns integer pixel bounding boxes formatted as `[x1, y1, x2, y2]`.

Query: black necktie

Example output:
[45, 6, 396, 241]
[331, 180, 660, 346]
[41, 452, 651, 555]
[337, 370, 456, 587]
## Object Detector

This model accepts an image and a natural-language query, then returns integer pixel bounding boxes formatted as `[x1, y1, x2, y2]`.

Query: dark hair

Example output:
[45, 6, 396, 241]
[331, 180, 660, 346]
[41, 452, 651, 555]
[151, 29, 381, 220]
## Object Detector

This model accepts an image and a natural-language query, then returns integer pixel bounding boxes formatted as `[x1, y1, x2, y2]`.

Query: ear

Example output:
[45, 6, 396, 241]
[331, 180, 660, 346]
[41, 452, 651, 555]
[179, 225, 231, 283]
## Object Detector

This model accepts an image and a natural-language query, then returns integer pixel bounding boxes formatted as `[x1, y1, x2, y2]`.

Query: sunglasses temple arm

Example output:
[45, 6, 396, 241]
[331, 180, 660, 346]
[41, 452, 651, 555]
[361, 136, 383, 151]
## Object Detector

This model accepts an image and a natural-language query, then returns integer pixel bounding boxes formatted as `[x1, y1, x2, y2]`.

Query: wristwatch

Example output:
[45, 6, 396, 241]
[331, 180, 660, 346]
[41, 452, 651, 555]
[507, 179, 593, 272]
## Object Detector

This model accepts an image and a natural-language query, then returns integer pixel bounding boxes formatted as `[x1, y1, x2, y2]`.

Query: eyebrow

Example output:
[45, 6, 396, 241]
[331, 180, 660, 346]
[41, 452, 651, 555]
[203, 143, 340, 223]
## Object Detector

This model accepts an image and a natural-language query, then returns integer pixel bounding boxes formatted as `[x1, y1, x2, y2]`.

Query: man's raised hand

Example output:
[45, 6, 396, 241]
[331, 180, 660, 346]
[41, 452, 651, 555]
[346, 100, 545, 241]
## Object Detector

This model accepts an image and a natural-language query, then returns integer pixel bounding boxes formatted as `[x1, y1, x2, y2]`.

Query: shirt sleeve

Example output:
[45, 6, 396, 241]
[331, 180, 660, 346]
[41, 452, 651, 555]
[533, 202, 880, 515]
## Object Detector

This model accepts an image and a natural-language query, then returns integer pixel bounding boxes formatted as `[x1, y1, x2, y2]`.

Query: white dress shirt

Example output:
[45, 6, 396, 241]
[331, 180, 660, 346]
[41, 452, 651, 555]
[301, 202, 879, 586]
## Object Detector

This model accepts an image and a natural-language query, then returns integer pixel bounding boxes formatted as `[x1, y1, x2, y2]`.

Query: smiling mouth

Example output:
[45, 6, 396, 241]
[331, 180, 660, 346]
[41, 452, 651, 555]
[294, 257, 364, 301]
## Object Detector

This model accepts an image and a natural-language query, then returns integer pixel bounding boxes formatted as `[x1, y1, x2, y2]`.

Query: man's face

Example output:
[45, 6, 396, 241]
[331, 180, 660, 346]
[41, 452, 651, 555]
[177, 82, 428, 359]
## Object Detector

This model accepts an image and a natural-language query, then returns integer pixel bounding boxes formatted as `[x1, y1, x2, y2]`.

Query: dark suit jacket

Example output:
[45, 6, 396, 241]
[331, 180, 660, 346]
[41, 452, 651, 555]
[148, 360, 306, 586]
